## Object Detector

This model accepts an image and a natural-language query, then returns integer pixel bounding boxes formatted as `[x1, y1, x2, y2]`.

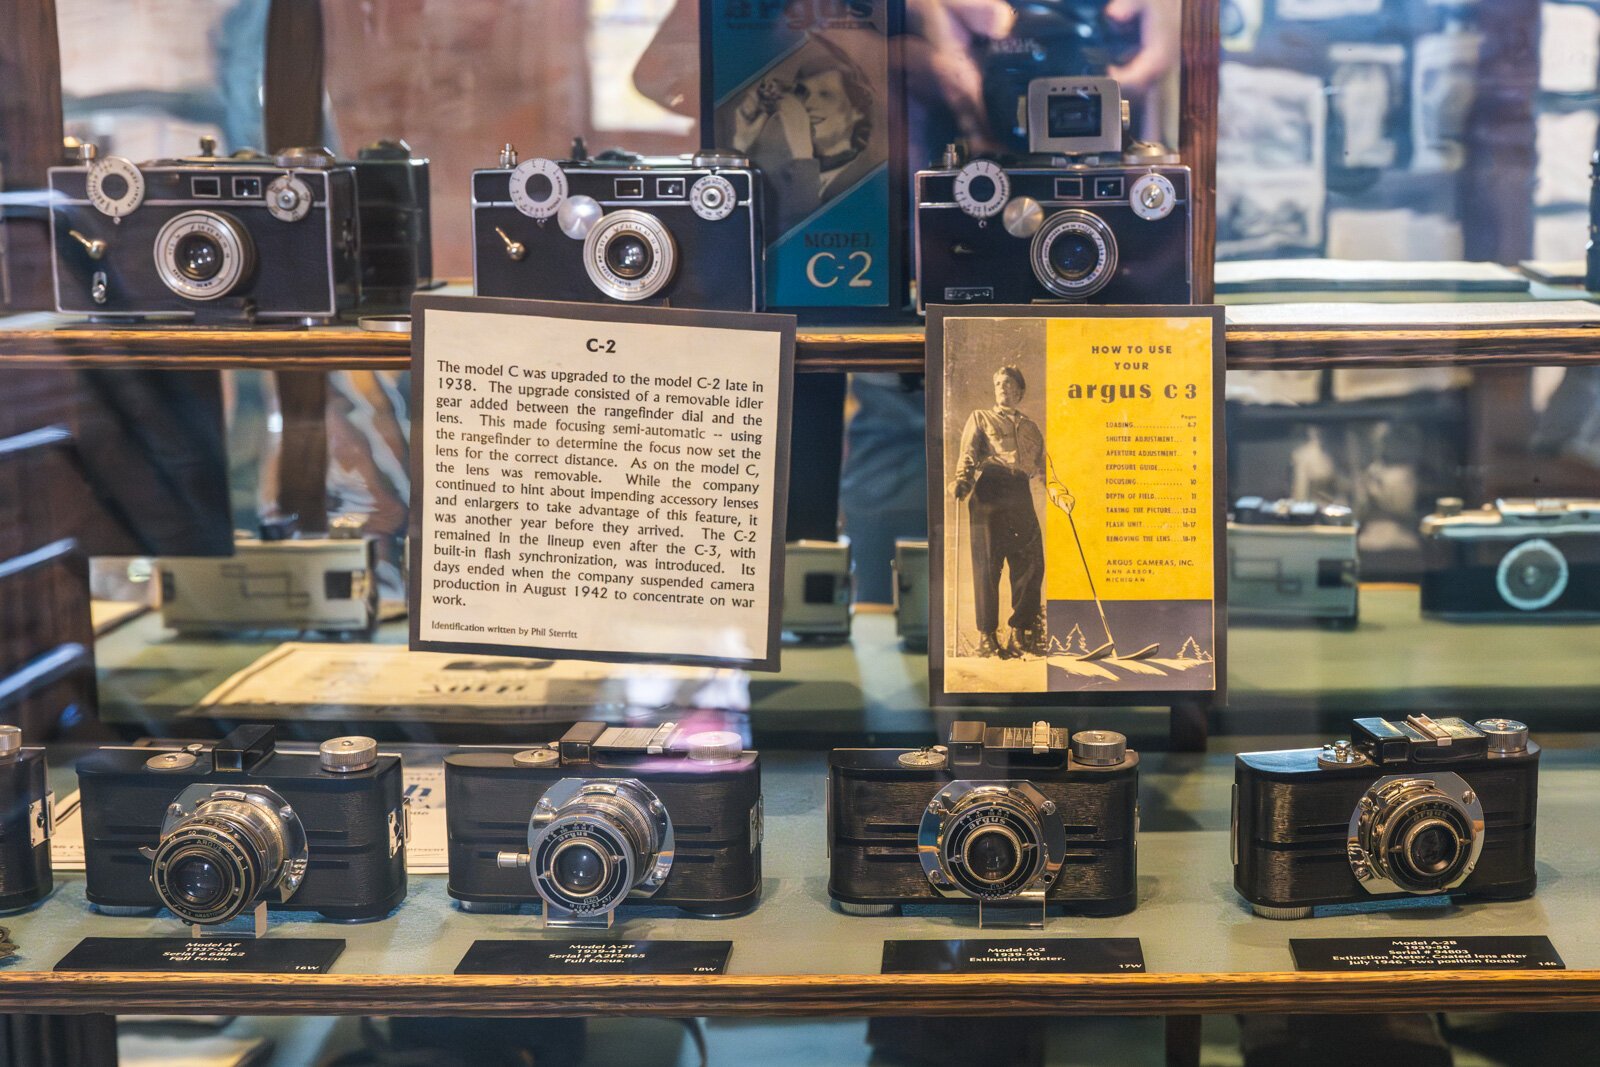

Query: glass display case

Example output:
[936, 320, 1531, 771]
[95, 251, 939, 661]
[3, 1, 1600, 1066]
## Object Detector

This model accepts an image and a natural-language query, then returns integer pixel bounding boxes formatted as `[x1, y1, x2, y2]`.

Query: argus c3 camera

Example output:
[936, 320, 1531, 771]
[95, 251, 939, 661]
[446, 721, 763, 928]
[829, 720, 1138, 927]
[0, 726, 53, 915]
[915, 77, 1191, 311]
[1421, 498, 1600, 620]
[50, 138, 359, 323]
[1233, 715, 1539, 920]
[77, 726, 408, 934]
[472, 139, 763, 311]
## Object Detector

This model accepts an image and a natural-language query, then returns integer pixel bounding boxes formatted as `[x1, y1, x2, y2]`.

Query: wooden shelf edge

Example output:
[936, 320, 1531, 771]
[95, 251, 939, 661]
[3, 322, 1600, 373]
[4, 969, 1600, 1016]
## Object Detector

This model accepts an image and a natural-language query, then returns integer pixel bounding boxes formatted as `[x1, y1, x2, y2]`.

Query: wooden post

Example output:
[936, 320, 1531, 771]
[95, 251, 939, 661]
[0, 0, 63, 312]
[1180, 0, 1219, 305]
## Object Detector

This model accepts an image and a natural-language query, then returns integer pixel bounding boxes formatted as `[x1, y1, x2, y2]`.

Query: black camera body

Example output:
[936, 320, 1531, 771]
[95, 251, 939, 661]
[49, 141, 360, 323]
[829, 720, 1138, 926]
[446, 721, 762, 927]
[1421, 498, 1600, 620]
[916, 77, 1191, 312]
[76, 726, 407, 926]
[472, 141, 763, 311]
[351, 140, 433, 314]
[0, 727, 52, 915]
[1233, 715, 1539, 919]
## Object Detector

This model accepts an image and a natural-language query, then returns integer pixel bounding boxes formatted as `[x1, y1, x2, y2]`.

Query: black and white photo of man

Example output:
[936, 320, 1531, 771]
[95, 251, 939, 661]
[949, 365, 1073, 658]
[727, 37, 886, 236]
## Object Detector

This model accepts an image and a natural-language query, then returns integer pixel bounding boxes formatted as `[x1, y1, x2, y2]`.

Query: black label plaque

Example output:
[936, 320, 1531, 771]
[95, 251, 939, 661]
[881, 938, 1145, 974]
[55, 937, 345, 974]
[1291, 936, 1566, 972]
[455, 939, 732, 976]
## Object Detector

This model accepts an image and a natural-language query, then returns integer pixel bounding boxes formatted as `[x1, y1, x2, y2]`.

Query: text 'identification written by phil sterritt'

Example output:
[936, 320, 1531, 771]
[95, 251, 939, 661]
[413, 304, 790, 668]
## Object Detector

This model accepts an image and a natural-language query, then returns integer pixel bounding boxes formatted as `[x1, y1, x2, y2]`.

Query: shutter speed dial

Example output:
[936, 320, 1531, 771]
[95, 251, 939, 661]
[510, 158, 567, 219]
[953, 160, 1009, 219]
[690, 174, 736, 221]
[87, 156, 145, 218]
[1129, 173, 1176, 221]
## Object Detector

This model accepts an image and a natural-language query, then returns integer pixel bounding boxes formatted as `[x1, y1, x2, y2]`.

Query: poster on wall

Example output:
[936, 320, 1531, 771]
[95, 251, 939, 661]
[926, 305, 1226, 705]
[409, 296, 794, 671]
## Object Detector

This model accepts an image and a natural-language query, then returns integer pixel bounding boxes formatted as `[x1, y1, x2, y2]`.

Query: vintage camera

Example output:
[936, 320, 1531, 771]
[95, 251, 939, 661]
[0, 726, 53, 914]
[49, 138, 360, 323]
[351, 139, 433, 314]
[1421, 498, 1600, 620]
[1233, 715, 1539, 920]
[783, 539, 852, 641]
[445, 721, 762, 927]
[472, 139, 762, 311]
[77, 726, 408, 933]
[829, 720, 1138, 926]
[893, 537, 929, 651]
[157, 515, 378, 636]
[915, 77, 1191, 312]
[1228, 497, 1359, 627]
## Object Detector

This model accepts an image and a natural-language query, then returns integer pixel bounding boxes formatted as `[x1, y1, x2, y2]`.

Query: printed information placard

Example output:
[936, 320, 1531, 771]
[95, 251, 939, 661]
[927, 305, 1226, 703]
[456, 939, 732, 976]
[55, 937, 345, 973]
[1291, 936, 1566, 972]
[410, 296, 794, 671]
[881, 938, 1145, 974]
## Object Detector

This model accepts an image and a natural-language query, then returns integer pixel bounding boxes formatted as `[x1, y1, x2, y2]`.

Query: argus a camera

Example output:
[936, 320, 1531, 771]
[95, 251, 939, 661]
[1233, 715, 1539, 920]
[446, 721, 762, 928]
[350, 139, 434, 314]
[1228, 497, 1359, 627]
[915, 77, 1191, 312]
[829, 720, 1138, 927]
[893, 537, 929, 652]
[77, 726, 408, 934]
[473, 139, 762, 311]
[783, 538, 853, 641]
[0, 726, 53, 915]
[1421, 498, 1600, 620]
[157, 515, 378, 637]
[50, 138, 361, 323]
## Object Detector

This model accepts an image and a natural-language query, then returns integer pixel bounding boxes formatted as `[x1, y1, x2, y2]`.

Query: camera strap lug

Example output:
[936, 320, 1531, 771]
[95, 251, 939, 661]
[30, 793, 53, 848]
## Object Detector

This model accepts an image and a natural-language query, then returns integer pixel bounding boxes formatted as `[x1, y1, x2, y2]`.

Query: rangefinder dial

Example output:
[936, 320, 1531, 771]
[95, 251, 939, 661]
[690, 174, 736, 221]
[87, 156, 145, 218]
[265, 174, 313, 223]
[509, 157, 567, 219]
[1129, 173, 1177, 221]
[953, 160, 1009, 219]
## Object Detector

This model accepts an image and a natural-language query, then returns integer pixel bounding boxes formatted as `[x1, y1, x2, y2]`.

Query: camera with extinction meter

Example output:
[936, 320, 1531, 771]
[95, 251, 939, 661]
[0, 726, 53, 915]
[828, 720, 1138, 926]
[49, 138, 362, 323]
[445, 720, 763, 928]
[76, 726, 408, 932]
[1232, 715, 1539, 920]
[156, 514, 379, 637]
[1420, 497, 1600, 620]
[472, 139, 763, 311]
[1227, 497, 1359, 627]
[915, 76, 1191, 312]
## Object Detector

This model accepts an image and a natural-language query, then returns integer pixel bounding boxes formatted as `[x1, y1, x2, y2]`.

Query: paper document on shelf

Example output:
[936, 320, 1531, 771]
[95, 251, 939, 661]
[192, 642, 747, 720]
[1216, 259, 1528, 293]
[1520, 260, 1586, 286]
[50, 748, 450, 874]
[1224, 300, 1600, 327]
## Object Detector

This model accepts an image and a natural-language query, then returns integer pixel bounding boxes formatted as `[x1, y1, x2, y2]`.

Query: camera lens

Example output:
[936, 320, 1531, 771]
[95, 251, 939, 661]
[1348, 773, 1483, 897]
[1047, 231, 1099, 282]
[605, 233, 653, 280]
[527, 778, 674, 920]
[962, 826, 1023, 885]
[1030, 210, 1117, 299]
[175, 232, 223, 282]
[550, 839, 609, 898]
[170, 854, 228, 908]
[150, 788, 306, 926]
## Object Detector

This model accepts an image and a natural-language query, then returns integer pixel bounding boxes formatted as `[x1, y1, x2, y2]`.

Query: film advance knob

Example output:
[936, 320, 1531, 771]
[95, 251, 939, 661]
[1070, 730, 1127, 766]
[0, 726, 20, 759]
[320, 736, 379, 773]
[687, 731, 744, 764]
[1476, 718, 1530, 754]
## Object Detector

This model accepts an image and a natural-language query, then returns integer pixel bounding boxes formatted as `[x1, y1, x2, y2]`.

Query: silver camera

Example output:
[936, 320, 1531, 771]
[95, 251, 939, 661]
[893, 537, 929, 651]
[782, 539, 852, 640]
[1227, 497, 1359, 627]
[158, 516, 378, 636]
